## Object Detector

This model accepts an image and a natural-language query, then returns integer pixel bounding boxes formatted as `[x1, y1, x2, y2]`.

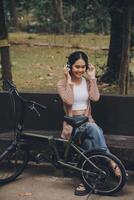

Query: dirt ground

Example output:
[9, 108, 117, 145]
[0, 163, 134, 200]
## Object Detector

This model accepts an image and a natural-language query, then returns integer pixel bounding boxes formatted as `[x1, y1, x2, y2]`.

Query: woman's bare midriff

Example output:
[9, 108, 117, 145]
[72, 109, 86, 116]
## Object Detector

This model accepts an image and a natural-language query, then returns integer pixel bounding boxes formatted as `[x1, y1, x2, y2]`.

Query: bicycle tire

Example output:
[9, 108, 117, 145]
[80, 151, 126, 195]
[0, 146, 28, 184]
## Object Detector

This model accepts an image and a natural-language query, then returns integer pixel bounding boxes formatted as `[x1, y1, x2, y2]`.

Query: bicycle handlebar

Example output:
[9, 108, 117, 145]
[4, 80, 47, 117]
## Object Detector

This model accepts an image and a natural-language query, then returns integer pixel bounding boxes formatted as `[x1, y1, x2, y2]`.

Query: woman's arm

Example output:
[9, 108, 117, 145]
[57, 80, 74, 105]
[88, 79, 100, 101]
[86, 64, 100, 101]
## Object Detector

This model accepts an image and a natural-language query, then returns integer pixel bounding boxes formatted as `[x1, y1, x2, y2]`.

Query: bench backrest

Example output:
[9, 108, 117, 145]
[0, 92, 134, 136]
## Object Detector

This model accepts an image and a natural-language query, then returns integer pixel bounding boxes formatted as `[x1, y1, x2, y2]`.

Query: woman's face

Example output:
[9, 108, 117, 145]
[71, 58, 86, 79]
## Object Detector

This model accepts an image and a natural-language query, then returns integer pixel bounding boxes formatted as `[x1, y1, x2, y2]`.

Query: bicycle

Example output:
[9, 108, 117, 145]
[0, 80, 126, 195]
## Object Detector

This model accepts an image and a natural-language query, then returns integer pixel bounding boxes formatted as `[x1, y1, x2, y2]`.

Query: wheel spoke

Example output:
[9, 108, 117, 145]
[81, 152, 126, 195]
[0, 148, 28, 184]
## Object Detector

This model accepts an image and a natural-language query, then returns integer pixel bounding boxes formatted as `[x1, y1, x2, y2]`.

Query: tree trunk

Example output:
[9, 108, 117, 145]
[100, 0, 134, 84]
[9, 0, 19, 30]
[0, 0, 12, 90]
[119, 6, 131, 95]
[100, 8, 123, 83]
[53, 0, 65, 34]
[1, 47, 12, 81]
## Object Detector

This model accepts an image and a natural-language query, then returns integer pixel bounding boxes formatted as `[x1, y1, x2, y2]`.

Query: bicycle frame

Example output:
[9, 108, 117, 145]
[5, 80, 106, 178]
[46, 128, 106, 177]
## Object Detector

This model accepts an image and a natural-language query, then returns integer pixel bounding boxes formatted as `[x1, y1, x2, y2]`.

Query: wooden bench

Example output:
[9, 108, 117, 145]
[0, 130, 134, 170]
[0, 92, 134, 169]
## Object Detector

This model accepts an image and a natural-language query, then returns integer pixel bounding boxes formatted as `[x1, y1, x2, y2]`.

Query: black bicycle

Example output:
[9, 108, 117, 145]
[0, 80, 126, 195]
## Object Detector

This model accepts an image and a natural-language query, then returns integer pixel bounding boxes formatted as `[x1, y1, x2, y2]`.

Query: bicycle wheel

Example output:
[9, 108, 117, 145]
[0, 145, 28, 184]
[80, 151, 126, 195]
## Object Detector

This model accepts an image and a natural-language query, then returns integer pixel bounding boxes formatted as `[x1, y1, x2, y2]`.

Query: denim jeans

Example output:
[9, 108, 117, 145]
[79, 122, 109, 153]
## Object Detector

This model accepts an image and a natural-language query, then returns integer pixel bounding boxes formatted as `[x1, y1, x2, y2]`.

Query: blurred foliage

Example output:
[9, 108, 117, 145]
[5, 0, 111, 34]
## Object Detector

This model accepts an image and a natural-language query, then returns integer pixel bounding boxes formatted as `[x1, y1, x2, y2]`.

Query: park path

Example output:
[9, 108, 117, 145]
[0, 163, 134, 200]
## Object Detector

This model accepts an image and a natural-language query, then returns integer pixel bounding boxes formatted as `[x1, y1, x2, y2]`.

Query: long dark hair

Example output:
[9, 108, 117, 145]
[67, 51, 89, 71]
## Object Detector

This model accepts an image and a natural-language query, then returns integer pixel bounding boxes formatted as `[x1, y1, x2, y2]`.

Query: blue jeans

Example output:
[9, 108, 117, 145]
[79, 123, 109, 153]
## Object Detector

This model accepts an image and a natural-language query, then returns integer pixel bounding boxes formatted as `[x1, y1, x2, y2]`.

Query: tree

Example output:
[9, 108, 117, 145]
[9, 0, 19, 30]
[0, 0, 12, 89]
[100, 0, 134, 86]
[100, 4, 124, 83]
[53, 0, 65, 33]
[119, 5, 131, 94]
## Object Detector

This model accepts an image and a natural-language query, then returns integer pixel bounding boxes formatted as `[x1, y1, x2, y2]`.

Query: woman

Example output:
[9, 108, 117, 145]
[57, 51, 119, 196]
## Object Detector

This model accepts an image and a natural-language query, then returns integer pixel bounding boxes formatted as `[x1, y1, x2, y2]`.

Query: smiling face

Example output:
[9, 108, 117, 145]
[71, 58, 86, 79]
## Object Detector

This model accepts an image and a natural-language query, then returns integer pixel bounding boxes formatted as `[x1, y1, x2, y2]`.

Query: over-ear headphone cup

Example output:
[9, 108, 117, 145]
[66, 63, 71, 71]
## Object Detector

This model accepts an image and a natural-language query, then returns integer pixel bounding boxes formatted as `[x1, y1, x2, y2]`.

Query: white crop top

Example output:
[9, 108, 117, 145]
[72, 77, 89, 111]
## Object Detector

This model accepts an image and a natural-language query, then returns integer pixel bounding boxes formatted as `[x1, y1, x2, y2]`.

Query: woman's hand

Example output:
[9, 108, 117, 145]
[63, 65, 73, 84]
[86, 63, 96, 79]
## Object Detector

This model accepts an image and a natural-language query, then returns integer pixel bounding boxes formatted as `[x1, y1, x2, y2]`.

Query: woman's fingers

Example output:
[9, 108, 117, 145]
[63, 65, 68, 75]
[88, 63, 95, 71]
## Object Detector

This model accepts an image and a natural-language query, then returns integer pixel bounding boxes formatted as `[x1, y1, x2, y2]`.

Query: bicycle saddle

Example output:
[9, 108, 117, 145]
[64, 116, 88, 128]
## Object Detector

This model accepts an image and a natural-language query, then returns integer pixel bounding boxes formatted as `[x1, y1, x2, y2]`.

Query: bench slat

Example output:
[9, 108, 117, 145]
[0, 131, 134, 150]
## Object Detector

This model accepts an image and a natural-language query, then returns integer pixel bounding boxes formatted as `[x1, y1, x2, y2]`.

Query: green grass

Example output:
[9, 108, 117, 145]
[9, 32, 110, 47]
[4, 32, 134, 94]
[9, 32, 109, 92]
[11, 46, 106, 92]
